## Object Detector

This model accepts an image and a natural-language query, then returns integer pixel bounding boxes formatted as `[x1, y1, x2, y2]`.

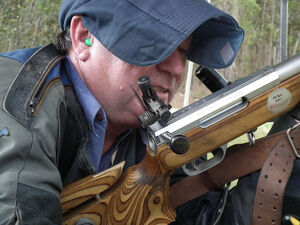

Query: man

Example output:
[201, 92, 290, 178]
[0, 0, 244, 224]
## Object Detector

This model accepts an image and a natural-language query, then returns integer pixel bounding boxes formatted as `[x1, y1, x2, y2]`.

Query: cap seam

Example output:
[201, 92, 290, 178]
[127, 1, 186, 36]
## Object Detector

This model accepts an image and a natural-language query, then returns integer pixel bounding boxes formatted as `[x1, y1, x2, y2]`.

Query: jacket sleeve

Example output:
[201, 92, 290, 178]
[0, 55, 66, 225]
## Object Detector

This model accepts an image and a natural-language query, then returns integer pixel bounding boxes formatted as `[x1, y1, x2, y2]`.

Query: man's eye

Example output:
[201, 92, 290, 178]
[178, 48, 188, 62]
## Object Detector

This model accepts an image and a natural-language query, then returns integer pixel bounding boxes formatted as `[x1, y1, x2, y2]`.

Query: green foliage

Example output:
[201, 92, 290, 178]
[0, 0, 61, 52]
[288, 0, 300, 55]
[238, 0, 261, 46]
[212, 0, 300, 78]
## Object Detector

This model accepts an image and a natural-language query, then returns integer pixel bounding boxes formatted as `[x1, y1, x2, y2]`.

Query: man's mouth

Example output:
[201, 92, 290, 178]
[152, 86, 169, 103]
[152, 86, 168, 93]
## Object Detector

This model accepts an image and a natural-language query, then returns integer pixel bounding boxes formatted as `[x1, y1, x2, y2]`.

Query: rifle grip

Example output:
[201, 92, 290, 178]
[60, 162, 125, 214]
[61, 149, 176, 225]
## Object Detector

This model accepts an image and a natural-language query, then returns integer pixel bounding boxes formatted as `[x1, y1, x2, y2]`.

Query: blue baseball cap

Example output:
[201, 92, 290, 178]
[59, 0, 244, 68]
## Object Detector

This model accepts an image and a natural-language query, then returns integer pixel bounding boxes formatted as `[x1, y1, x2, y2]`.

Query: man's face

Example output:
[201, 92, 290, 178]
[80, 37, 191, 130]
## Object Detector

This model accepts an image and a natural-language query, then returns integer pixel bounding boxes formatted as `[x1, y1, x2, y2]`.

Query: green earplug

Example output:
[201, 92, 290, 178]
[85, 38, 91, 47]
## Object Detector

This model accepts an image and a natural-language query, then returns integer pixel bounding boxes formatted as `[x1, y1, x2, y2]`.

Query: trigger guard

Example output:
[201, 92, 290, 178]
[182, 147, 226, 176]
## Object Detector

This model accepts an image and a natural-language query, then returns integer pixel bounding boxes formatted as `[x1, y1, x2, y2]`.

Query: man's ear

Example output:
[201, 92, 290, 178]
[69, 16, 91, 61]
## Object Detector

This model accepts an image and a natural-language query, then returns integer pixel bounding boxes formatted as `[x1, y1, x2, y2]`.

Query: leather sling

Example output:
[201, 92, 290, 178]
[252, 123, 300, 225]
[170, 124, 300, 213]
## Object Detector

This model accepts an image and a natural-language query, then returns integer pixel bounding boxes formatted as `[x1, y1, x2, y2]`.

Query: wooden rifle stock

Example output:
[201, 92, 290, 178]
[60, 55, 300, 225]
[158, 73, 300, 171]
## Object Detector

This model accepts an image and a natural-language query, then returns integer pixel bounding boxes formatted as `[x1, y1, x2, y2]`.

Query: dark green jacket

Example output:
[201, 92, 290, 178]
[0, 45, 147, 224]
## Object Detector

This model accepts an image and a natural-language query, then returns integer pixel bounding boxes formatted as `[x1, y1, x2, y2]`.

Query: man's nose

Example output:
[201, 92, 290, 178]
[156, 49, 186, 77]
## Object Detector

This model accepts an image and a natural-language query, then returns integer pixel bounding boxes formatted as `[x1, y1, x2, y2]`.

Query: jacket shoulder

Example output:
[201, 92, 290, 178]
[0, 47, 40, 64]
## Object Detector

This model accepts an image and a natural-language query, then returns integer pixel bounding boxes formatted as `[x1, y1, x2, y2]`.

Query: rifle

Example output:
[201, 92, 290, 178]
[60, 54, 300, 225]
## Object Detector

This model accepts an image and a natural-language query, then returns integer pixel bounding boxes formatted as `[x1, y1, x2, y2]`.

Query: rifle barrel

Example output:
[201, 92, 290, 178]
[276, 54, 300, 82]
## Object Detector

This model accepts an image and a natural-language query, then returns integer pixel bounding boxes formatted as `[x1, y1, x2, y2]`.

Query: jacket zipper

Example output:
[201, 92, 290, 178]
[29, 77, 62, 116]
[28, 56, 64, 116]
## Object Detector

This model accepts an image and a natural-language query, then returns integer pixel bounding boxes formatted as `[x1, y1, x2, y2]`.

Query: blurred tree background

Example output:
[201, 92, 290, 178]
[0, 0, 299, 107]
[0, 0, 61, 51]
